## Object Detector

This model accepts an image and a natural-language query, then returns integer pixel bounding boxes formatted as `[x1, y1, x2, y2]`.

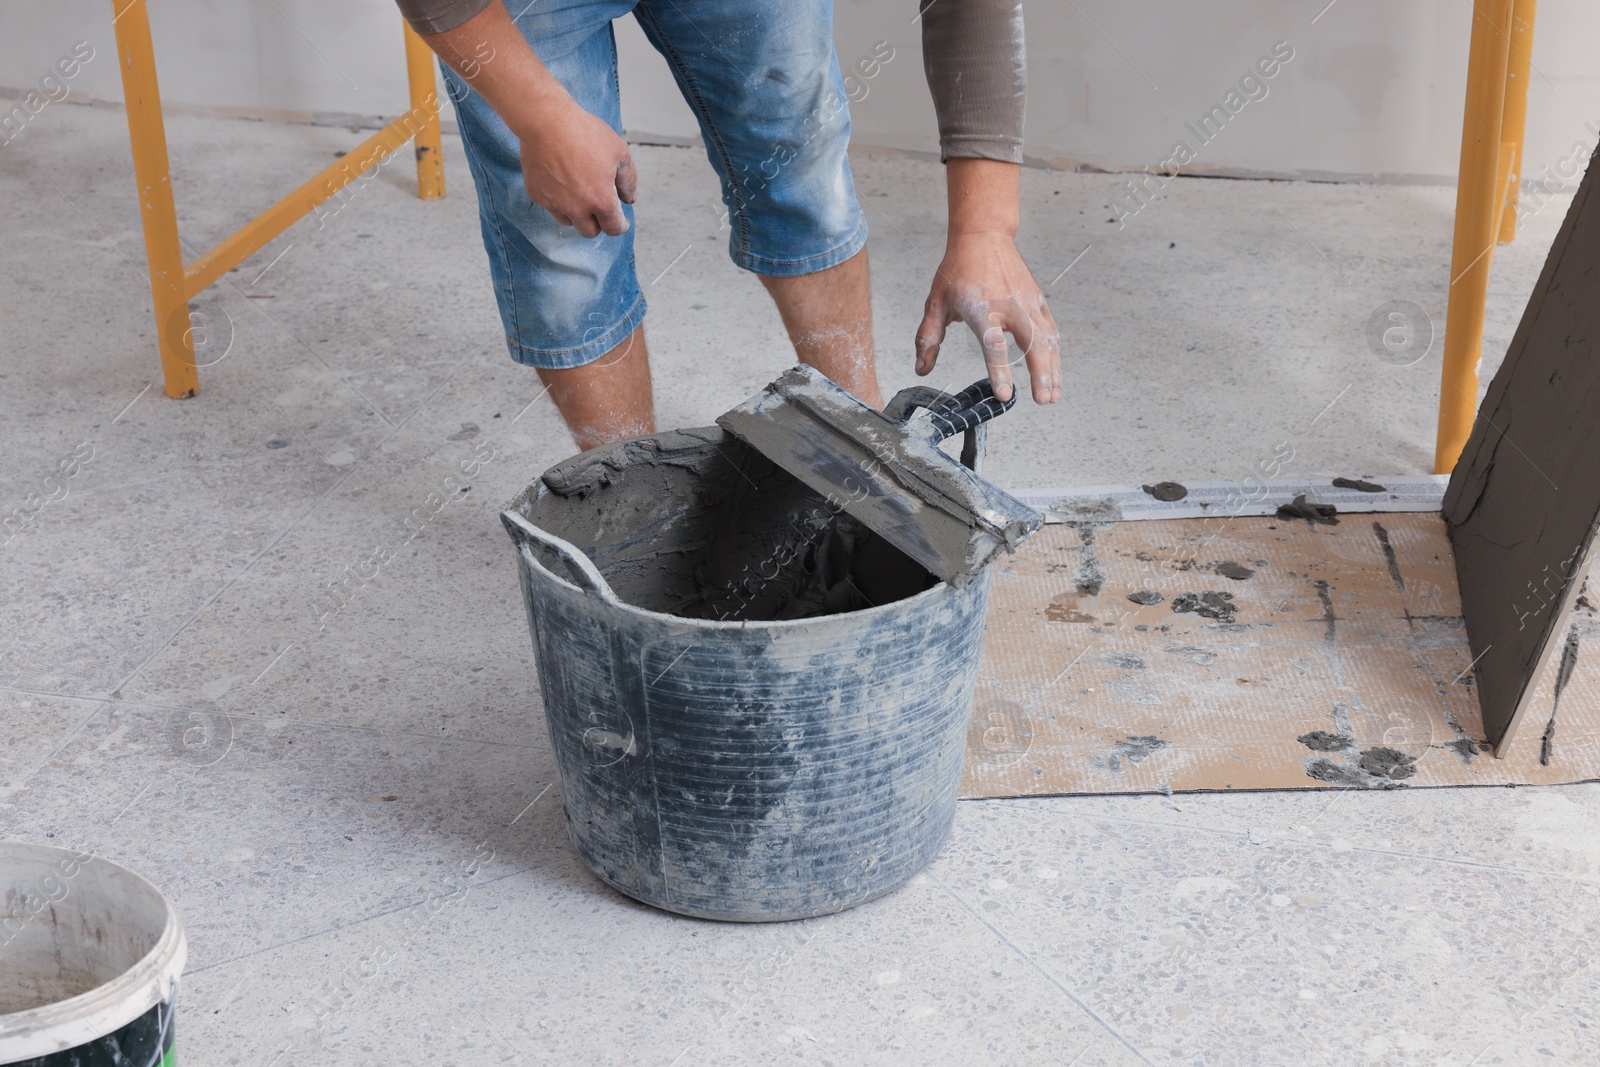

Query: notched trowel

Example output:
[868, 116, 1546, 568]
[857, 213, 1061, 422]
[717, 364, 1043, 587]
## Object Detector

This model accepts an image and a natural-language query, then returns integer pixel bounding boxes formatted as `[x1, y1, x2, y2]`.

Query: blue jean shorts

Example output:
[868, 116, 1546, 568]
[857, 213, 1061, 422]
[443, 0, 868, 369]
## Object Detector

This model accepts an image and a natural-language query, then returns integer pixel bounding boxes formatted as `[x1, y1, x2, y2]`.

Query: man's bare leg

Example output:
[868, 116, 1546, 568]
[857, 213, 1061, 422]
[759, 247, 883, 408]
[536, 325, 654, 451]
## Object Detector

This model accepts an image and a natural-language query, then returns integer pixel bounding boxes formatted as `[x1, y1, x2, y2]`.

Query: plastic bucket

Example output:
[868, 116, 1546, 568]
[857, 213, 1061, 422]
[0, 842, 185, 1066]
[503, 424, 995, 921]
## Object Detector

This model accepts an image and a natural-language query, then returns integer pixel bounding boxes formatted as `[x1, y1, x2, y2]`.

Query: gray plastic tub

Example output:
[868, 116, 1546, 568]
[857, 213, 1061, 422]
[504, 421, 997, 922]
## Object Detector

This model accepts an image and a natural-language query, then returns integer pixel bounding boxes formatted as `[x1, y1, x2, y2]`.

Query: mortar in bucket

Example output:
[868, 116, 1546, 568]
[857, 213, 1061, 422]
[502, 370, 1040, 921]
[0, 842, 185, 1066]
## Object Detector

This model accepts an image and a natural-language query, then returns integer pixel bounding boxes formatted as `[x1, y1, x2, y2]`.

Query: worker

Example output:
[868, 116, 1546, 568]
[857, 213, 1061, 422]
[396, 0, 1061, 449]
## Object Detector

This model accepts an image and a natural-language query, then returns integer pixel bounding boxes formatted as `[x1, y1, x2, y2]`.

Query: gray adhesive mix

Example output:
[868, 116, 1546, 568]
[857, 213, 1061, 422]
[522, 427, 935, 622]
[1276, 494, 1339, 525]
[1141, 481, 1188, 501]
[1171, 590, 1238, 622]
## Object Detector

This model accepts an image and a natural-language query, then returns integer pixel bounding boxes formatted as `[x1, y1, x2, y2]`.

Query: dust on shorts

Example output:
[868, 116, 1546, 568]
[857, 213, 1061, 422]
[443, 0, 868, 369]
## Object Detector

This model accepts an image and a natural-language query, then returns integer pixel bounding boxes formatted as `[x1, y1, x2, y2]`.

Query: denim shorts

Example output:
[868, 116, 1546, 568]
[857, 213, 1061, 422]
[443, 0, 868, 369]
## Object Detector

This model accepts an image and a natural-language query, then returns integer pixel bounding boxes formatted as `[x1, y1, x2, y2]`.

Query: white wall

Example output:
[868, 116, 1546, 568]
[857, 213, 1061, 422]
[5, 0, 1599, 181]
[2, 1, 412, 121]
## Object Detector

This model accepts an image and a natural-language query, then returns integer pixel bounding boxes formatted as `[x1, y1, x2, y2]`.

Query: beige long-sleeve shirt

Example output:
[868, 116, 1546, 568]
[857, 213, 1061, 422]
[396, 0, 1025, 163]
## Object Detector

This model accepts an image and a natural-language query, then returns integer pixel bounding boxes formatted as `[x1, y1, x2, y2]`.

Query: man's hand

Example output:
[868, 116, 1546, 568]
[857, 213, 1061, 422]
[914, 158, 1060, 404]
[423, 0, 635, 238]
[515, 101, 636, 238]
[916, 231, 1060, 404]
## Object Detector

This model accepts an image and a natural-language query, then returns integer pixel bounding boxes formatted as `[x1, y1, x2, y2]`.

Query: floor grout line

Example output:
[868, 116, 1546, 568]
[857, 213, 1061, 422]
[104, 465, 370, 698]
[0, 705, 109, 803]
[0, 685, 548, 753]
[103, 339, 500, 701]
[182, 864, 545, 977]
[22, 441, 362, 508]
[929, 871, 1155, 1066]
[1017, 805, 1600, 883]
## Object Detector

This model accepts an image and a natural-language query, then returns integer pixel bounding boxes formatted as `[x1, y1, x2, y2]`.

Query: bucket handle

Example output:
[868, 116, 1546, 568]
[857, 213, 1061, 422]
[500, 510, 623, 605]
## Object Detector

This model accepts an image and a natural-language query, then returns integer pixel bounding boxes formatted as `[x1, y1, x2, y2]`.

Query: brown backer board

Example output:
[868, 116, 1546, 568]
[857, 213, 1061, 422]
[1443, 151, 1600, 753]
[961, 511, 1600, 799]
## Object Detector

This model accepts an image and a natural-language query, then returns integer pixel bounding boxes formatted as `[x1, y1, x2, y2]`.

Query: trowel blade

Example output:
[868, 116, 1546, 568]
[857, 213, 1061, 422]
[716, 365, 1041, 586]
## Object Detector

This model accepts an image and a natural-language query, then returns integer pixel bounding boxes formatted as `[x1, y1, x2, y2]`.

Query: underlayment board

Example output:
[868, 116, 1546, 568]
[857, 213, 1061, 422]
[1443, 151, 1600, 752]
[961, 511, 1600, 799]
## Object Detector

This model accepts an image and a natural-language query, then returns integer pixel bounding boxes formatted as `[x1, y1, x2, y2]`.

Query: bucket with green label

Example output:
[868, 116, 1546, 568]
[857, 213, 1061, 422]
[0, 841, 186, 1066]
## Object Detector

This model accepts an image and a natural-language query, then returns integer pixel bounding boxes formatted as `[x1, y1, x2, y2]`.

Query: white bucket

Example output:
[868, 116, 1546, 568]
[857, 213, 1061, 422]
[0, 841, 186, 1065]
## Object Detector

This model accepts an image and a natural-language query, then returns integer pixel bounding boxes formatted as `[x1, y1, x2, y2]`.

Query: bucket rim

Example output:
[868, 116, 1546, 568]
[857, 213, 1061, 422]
[0, 841, 187, 1063]
[505, 504, 979, 632]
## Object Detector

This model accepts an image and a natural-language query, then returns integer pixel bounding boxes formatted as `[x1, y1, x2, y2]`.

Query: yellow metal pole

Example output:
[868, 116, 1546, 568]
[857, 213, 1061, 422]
[1435, 0, 1516, 474]
[110, 0, 199, 398]
[404, 22, 445, 200]
[1497, 0, 1538, 244]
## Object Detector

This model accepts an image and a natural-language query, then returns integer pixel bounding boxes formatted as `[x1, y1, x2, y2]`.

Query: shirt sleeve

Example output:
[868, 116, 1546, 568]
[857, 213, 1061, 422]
[395, 0, 491, 35]
[919, 0, 1027, 164]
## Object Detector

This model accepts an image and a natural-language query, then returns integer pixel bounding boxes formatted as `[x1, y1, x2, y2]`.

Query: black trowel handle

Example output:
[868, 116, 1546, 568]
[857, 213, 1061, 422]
[923, 379, 1016, 442]
[883, 378, 1016, 473]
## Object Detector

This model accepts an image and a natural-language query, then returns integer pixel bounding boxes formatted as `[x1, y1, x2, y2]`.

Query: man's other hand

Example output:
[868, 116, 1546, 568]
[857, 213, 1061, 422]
[915, 230, 1060, 405]
[914, 158, 1060, 404]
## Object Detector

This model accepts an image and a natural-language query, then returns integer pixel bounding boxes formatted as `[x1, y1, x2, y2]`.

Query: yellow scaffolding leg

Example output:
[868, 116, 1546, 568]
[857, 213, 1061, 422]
[111, 3, 445, 399]
[1497, 0, 1538, 245]
[405, 22, 446, 201]
[181, 105, 445, 297]
[1435, 0, 1517, 474]
[111, 0, 197, 399]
